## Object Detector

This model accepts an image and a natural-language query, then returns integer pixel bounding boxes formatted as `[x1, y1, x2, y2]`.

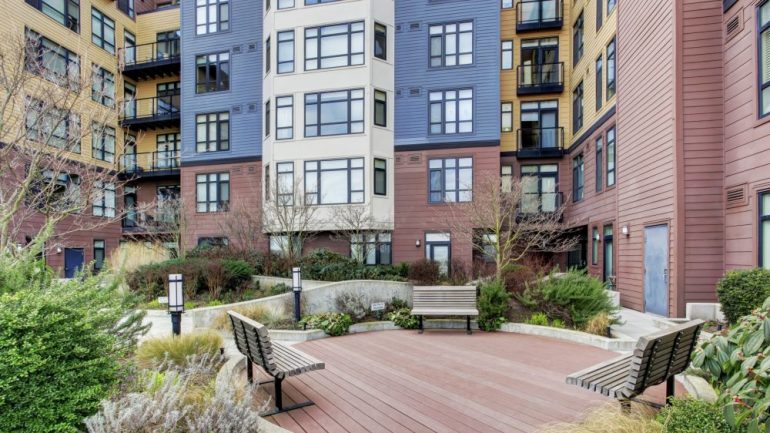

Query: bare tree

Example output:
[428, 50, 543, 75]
[128, 195, 190, 258]
[0, 32, 139, 263]
[330, 204, 390, 263]
[445, 173, 578, 282]
[217, 192, 264, 254]
[262, 175, 318, 260]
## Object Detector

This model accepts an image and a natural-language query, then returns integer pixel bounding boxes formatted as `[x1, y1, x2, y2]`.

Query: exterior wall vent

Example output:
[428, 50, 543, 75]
[725, 11, 743, 42]
[409, 87, 421, 97]
[726, 184, 748, 208]
[409, 22, 420, 31]
[232, 44, 243, 54]
[409, 153, 422, 164]
[232, 105, 243, 114]
[247, 43, 257, 52]
[395, 24, 403, 33]
[248, 166, 257, 174]
[396, 155, 404, 165]
[396, 88, 403, 97]
[247, 103, 258, 112]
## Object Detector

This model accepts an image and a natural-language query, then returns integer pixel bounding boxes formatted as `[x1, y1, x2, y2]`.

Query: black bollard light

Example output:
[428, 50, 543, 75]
[292, 266, 302, 322]
[168, 273, 184, 336]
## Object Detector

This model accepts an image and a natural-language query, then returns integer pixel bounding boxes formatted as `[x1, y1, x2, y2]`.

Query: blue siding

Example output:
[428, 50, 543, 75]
[180, 0, 263, 164]
[394, 0, 500, 148]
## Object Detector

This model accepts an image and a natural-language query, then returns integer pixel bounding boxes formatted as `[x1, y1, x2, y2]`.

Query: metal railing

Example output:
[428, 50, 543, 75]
[121, 95, 180, 122]
[517, 62, 564, 93]
[520, 191, 564, 215]
[120, 41, 180, 68]
[119, 151, 180, 174]
[517, 127, 565, 152]
[516, 0, 564, 31]
[123, 208, 179, 233]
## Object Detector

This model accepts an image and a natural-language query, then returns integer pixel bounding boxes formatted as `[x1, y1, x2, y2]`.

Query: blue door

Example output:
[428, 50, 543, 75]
[64, 248, 84, 278]
[644, 225, 669, 316]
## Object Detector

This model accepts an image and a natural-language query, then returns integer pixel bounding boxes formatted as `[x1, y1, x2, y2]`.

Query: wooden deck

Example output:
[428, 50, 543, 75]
[258, 330, 672, 433]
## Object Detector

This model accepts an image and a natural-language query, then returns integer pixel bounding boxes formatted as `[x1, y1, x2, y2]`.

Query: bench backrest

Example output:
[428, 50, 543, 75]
[413, 286, 477, 310]
[623, 319, 704, 396]
[228, 310, 278, 376]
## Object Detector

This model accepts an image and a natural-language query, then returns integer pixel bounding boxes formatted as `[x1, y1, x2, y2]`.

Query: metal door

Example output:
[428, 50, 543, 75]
[644, 224, 669, 316]
[64, 248, 84, 278]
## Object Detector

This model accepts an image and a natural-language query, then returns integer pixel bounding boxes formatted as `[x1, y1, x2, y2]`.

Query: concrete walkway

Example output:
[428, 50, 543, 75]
[140, 309, 194, 341]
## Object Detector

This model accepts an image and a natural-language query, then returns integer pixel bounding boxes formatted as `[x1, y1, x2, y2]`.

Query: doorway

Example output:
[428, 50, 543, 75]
[64, 248, 84, 278]
[644, 224, 669, 316]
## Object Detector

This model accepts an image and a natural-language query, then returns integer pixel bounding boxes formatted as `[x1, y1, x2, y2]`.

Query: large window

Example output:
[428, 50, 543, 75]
[429, 157, 473, 203]
[91, 65, 115, 107]
[92, 124, 115, 162]
[305, 22, 364, 70]
[607, 37, 616, 99]
[596, 55, 603, 111]
[25, 29, 81, 90]
[606, 126, 616, 186]
[157, 30, 180, 59]
[91, 8, 115, 54]
[501, 102, 513, 132]
[196, 52, 230, 93]
[117, 0, 134, 18]
[521, 164, 559, 213]
[304, 89, 364, 137]
[351, 233, 392, 265]
[277, 31, 295, 74]
[304, 158, 364, 205]
[595, 136, 603, 192]
[760, 1, 770, 117]
[573, 81, 584, 131]
[196, 0, 229, 35]
[25, 0, 80, 32]
[573, 154, 584, 202]
[265, 37, 271, 73]
[591, 227, 599, 265]
[501, 40, 513, 70]
[374, 90, 387, 127]
[93, 240, 105, 272]
[573, 11, 583, 65]
[196, 173, 230, 212]
[501, 165, 513, 193]
[762, 192, 770, 269]
[374, 23, 387, 60]
[93, 181, 116, 218]
[265, 100, 271, 136]
[521, 100, 559, 150]
[276, 162, 294, 206]
[25, 98, 80, 152]
[430, 21, 473, 67]
[429, 89, 473, 135]
[276, 96, 293, 140]
[196, 112, 230, 152]
[124, 30, 136, 64]
[374, 158, 387, 196]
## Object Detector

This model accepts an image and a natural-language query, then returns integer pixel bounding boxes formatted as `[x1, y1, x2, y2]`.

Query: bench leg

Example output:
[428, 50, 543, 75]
[419, 315, 424, 334]
[246, 361, 254, 384]
[261, 376, 316, 416]
[466, 316, 472, 335]
[665, 376, 675, 405]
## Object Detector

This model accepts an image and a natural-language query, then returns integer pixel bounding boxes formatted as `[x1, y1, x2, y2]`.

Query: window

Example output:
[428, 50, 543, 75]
[91, 8, 115, 53]
[25, 0, 80, 32]
[596, 0, 603, 30]
[374, 158, 387, 196]
[269, 235, 299, 257]
[573, 11, 583, 65]
[607, 37, 616, 99]
[521, 100, 559, 149]
[124, 30, 136, 64]
[277, 31, 295, 73]
[156, 133, 179, 168]
[266, 0, 270, 11]
[573, 81, 584, 131]
[425, 233, 451, 275]
[196, 52, 230, 93]
[304, 158, 364, 205]
[760, 2, 770, 117]
[92, 124, 115, 162]
[304, 89, 364, 137]
[429, 157, 473, 203]
[595, 136, 603, 192]
[198, 237, 229, 247]
[276, 162, 294, 206]
[265, 100, 271, 136]
[196, 0, 229, 34]
[501, 165, 513, 193]
[761, 192, 770, 269]
[351, 233, 392, 265]
[374, 23, 387, 60]
[429, 89, 473, 134]
[91, 65, 115, 107]
[305, 22, 364, 70]
[196, 112, 230, 152]
[265, 163, 270, 199]
[276, 96, 293, 139]
[501, 102, 513, 132]
[501, 40, 513, 69]
[430, 21, 473, 67]
[305, 0, 341, 4]
[603, 225, 614, 281]
[607, 0, 617, 14]
[502, 0, 513, 8]
[117, 0, 134, 18]
[25, 98, 80, 152]
[25, 29, 80, 90]
[573, 154, 584, 202]
[521, 164, 559, 213]
[93, 181, 116, 217]
[374, 90, 387, 127]
[596, 56, 603, 111]
[157, 30, 180, 59]
[591, 227, 599, 265]
[278, 0, 294, 9]
[93, 240, 105, 272]
[196, 173, 230, 212]
[265, 36, 271, 73]
[606, 126, 616, 186]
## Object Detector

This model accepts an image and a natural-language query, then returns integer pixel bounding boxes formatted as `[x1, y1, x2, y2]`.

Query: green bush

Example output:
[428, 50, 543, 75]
[527, 312, 549, 326]
[716, 268, 770, 324]
[265, 282, 291, 296]
[135, 331, 224, 370]
[300, 313, 352, 337]
[657, 398, 731, 433]
[388, 308, 419, 329]
[477, 280, 510, 332]
[388, 297, 409, 311]
[222, 259, 255, 289]
[517, 269, 617, 329]
[408, 259, 441, 285]
[187, 245, 264, 274]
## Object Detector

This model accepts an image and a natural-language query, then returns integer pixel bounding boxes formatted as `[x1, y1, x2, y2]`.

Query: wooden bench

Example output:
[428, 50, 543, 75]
[228, 310, 325, 415]
[411, 286, 479, 334]
[566, 319, 704, 407]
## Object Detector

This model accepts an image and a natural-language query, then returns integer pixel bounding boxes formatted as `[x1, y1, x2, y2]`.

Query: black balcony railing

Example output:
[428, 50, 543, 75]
[516, 0, 564, 32]
[517, 62, 564, 95]
[517, 127, 565, 158]
[120, 151, 180, 177]
[123, 208, 179, 234]
[120, 41, 180, 80]
[520, 191, 564, 216]
[121, 96, 180, 129]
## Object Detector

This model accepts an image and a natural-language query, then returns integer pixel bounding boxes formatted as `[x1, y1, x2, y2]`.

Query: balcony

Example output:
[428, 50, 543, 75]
[119, 151, 180, 178]
[517, 63, 564, 95]
[120, 42, 180, 80]
[516, 0, 564, 32]
[123, 209, 178, 235]
[519, 192, 564, 219]
[121, 96, 180, 130]
[517, 127, 565, 158]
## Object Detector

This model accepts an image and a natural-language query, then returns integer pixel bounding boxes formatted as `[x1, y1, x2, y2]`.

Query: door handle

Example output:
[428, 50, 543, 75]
[663, 268, 669, 284]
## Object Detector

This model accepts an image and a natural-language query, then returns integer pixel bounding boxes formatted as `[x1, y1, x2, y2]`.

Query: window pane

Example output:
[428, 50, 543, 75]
[320, 170, 347, 203]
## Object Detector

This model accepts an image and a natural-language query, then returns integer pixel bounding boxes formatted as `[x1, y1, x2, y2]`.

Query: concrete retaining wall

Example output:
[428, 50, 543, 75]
[499, 323, 637, 352]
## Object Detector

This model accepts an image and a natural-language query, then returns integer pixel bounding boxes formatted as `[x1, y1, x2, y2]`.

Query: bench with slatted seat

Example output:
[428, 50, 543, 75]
[228, 310, 325, 415]
[566, 319, 704, 407]
[411, 286, 479, 334]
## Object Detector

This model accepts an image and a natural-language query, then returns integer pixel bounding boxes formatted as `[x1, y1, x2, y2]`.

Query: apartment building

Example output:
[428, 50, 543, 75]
[5, 0, 770, 318]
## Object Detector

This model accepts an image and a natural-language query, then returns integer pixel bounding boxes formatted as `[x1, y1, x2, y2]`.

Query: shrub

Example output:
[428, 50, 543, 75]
[541, 404, 662, 433]
[204, 261, 231, 299]
[388, 297, 409, 311]
[211, 304, 288, 331]
[266, 282, 290, 296]
[408, 259, 441, 285]
[187, 246, 264, 274]
[656, 398, 731, 433]
[388, 308, 419, 329]
[222, 259, 255, 291]
[136, 331, 224, 370]
[551, 319, 565, 329]
[448, 259, 470, 285]
[127, 258, 208, 301]
[584, 312, 613, 337]
[517, 269, 617, 329]
[334, 292, 368, 322]
[716, 268, 770, 323]
[477, 280, 510, 332]
[300, 313, 352, 337]
[527, 312, 549, 326]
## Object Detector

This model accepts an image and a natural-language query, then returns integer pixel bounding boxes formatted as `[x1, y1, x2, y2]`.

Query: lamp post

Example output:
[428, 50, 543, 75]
[168, 273, 184, 336]
[292, 267, 302, 322]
